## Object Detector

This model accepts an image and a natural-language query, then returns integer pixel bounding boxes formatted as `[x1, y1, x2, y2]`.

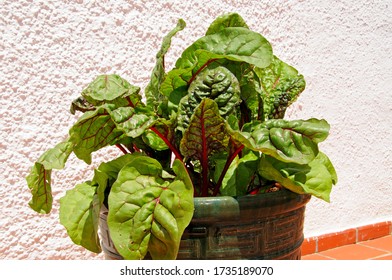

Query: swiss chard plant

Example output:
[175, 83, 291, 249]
[26, 13, 337, 260]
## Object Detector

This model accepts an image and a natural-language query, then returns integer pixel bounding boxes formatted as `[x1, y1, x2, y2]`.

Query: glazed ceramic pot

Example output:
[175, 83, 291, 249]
[99, 189, 311, 260]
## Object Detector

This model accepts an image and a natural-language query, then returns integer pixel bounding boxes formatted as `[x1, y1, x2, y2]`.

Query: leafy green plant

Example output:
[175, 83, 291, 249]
[26, 13, 337, 260]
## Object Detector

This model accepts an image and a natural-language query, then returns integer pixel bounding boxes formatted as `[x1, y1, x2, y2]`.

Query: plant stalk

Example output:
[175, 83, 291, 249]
[213, 144, 245, 196]
[115, 143, 128, 154]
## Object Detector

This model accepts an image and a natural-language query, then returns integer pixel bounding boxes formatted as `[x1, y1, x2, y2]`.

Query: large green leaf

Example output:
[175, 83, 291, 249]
[58, 154, 139, 254]
[255, 56, 306, 120]
[59, 182, 101, 253]
[259, 152, 337, 202]
[206, 13, 249, 35]
[176, 27, 272, 70]
[231, 118, 330, 164]
[177, 66, 241, 132]
[92, 153, 141, 205]
[107, 157, 194, 260]
[145, 19, 186, 111]
[26, 141, 73, 213]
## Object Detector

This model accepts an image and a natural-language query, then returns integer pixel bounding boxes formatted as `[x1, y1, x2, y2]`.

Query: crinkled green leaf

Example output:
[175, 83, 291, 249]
[146, 19, 186, 111]
[161, 27, 273, 101]
[180, 98, 229, 161]
[231, 118, 330, 164]
[255, 56, 306, 120]
[177, 66, 241, 132]
[206, 13, 249, 35]
[259, 152, 337, 202]
[59, 181, 101, 253]
[26, 141, 73, 214]
[107, 157, 194, 260]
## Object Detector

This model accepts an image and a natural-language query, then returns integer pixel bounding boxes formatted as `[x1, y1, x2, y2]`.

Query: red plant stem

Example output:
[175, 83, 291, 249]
[116, 144, 128, 155]
[212, 144, 245, 196]
[187, 58, 219, 85]
[149, 127, 183, 161]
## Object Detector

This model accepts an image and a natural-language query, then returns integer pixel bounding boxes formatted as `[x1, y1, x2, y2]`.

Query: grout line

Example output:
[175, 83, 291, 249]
[357, 243, 390, 253]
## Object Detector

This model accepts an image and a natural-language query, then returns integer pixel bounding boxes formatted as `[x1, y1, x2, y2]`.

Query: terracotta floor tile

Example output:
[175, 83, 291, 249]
[319, 244, 388, 260]
[301, 253, 334, 260]
[372, 254, 392, 260]
[360, 235, 392, 252]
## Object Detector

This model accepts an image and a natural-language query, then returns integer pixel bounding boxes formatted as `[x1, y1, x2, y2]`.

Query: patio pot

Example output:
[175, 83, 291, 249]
[99, 189, 311, 260]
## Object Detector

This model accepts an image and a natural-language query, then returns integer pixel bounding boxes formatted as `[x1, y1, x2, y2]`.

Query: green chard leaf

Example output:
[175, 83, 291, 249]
[255, 56, 306, 120]
[107, 157, 194, 260]
[180, 98, 229, 196]
[59, 181, 101, 253]
[259, 152, 337, 202]
[231, 118, 330, 165]
[26, 141, 73, 214]
[145, 19, 186, 111]
[69, 105, 125, 164]
[69, 103, 154, 164]
[59, 154, 139, 253]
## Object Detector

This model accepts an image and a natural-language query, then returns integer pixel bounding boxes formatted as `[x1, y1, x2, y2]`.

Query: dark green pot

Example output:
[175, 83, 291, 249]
[100, 189, 311, 260]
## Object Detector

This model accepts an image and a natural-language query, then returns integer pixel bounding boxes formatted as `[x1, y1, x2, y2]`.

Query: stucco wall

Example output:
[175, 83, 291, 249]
[1, 0, 391, 259]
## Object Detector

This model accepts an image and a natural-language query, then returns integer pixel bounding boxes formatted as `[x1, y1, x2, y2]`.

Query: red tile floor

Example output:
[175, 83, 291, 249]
[302, 235, 392, 260]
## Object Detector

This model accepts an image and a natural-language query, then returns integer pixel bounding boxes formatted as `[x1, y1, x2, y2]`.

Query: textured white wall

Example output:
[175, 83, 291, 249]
[1, 0, 391, 259]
